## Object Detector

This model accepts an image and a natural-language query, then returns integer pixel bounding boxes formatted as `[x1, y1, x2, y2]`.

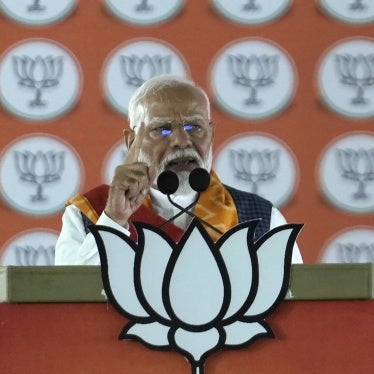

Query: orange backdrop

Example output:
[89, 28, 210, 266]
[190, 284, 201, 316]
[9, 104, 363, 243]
[0, 1, 373, 263]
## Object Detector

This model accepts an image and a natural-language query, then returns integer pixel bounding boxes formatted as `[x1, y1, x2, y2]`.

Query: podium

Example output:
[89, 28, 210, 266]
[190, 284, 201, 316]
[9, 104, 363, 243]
[1, 264, 373, 373]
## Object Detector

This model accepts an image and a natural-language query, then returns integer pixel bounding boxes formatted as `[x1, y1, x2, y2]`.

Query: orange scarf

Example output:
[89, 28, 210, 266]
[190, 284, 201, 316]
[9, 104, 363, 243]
[143, 170, 238, 241]
[68, 171, 238, 242]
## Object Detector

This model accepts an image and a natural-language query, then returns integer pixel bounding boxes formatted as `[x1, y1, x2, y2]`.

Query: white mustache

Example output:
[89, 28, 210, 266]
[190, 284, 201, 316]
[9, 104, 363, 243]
[159, 149, 203, 171]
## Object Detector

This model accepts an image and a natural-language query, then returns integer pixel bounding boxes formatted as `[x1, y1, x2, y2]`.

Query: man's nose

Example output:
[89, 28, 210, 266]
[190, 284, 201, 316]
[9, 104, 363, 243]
[169, 126, 192, 148]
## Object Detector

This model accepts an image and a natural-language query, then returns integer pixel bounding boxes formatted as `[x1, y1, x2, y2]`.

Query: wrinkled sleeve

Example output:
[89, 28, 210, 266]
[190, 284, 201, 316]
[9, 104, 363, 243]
[270, 207, 303, 264]
[54, 205, 130, 265]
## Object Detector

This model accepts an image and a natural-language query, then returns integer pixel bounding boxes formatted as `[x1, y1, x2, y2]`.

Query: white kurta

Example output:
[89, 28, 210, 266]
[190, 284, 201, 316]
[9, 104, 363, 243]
[55, 188, 303, 265]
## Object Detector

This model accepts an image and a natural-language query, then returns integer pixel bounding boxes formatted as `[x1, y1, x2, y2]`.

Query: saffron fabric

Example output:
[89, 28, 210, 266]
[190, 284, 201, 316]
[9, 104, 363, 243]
[55, 171, 302, 265]
[67, 170, 241, 242]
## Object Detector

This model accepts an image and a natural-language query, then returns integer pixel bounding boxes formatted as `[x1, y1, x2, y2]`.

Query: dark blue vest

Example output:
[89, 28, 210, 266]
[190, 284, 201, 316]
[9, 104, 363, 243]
[224, 185, 272, 240]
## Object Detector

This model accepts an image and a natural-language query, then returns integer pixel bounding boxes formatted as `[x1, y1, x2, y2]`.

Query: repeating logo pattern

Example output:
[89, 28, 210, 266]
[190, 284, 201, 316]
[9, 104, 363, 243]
[319, 0, 374, 24]
[102, 141, 128, 184]
[210, 38, 297, 119]
[0, 39, 82, 121]
[0, 2, 371, 267]
[102, 38, 189, 116]
[320, 226, 374, 263]
[212, 0, 290, 24]
[317, 38, 374, 118]
[0, 0, 77, 25]
[104, 0, 184, 25]
[319, 132, 374, 213]
[0, 134, 84, 215]
[214, 133, 298, 207]
[1, 229, 58, 266]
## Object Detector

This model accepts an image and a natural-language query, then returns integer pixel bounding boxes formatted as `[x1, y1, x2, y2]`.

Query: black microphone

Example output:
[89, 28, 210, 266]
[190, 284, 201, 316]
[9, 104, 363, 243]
[157, 170, 179, 195]
[189, 167, 210, 192]
[157, 169, 199, 227]
[157, 168, 223, 235]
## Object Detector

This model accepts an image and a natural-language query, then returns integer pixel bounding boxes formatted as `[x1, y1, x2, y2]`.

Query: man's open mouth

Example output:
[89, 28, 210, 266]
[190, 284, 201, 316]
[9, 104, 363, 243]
[166, 157, 198, 172]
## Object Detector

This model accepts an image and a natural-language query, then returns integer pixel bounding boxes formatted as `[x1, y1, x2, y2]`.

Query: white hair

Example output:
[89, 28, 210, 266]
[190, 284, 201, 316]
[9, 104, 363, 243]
[128, 75, 211, 129]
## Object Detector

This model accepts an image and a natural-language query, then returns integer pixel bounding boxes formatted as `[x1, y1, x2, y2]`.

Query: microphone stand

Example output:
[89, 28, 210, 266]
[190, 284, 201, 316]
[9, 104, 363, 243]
[158, 194, 199, 229]
[159, 193, 223, 235]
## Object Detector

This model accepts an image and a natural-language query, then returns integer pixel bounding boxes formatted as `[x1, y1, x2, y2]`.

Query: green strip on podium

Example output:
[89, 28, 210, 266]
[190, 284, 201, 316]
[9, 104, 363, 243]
[2, 263, 373, 303]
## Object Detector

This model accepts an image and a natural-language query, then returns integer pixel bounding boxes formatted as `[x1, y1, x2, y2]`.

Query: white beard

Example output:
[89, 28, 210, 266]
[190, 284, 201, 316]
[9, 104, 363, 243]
[138, 147, 213, 196]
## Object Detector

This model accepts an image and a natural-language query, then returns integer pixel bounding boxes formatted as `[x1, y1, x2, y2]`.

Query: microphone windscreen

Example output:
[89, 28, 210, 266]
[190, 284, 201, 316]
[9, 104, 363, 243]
[189, 168, 210, 192]
[157, 171, 179, 195]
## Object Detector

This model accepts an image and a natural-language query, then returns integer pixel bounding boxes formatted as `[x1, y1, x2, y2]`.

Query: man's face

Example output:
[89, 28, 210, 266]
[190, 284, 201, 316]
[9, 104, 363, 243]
[129, 85, 214, 194]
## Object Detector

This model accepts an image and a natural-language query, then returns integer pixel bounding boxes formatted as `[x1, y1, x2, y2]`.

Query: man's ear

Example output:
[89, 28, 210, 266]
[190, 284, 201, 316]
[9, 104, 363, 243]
[123, 128, 135, 148]
[210, 121, 216, 142]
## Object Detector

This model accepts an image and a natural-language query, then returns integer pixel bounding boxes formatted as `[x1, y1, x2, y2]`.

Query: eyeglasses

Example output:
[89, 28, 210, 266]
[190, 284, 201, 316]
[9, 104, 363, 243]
[147, 121, 213, 140]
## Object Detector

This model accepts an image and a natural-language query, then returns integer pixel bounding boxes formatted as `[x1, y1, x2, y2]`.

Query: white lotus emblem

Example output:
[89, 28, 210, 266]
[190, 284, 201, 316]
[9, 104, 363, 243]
[90, 219, 302, 374]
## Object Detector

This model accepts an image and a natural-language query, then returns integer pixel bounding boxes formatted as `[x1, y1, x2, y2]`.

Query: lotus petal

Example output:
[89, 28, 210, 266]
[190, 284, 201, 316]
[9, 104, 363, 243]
[90, 226, 149, 317]
[124, 322, 170, 347]
[219, 224, 254, 319]
[167, 227, 225, 326]
[224, 321, 272, 346]
[244, 225, 298, 317]
[138, 228, 173, 319]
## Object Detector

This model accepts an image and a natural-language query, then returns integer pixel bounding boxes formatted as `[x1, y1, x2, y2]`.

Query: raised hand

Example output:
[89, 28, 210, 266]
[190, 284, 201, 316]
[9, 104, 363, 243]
[104, 123, 156, 227]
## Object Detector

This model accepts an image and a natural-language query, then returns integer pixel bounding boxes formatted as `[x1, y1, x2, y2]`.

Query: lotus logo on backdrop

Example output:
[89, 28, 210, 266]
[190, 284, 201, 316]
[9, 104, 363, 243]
[317, 38, 374, 118]
[320, 226, 374, 263]
[102, 38, 189, 116]
[0, 134, 83, 216]
[0, 229, 58, 266]
[318, 132, 374, 213]
[0, 0, 76, 25]
[90, 219, 302, 374]
[214, 133, 298, 208]
[210, 38, 297, 119]
[319, 0, 374, 24]
[0, 39, 82, 121]
[102, 141, 128, 184]
[212, 0, 290, 24]
[104, 0, 184, 25]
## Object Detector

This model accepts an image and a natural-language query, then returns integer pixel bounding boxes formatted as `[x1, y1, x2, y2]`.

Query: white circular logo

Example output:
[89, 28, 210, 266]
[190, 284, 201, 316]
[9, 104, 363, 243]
[212, 0, 290, 24]
[102, 140, 128, 184]
[1, 229, 59, 266]
[318, 132, 374, 213]
[210, 38, 297, 119]
[0, 38, 82, 121]
[213, 133, 298, 207]
[320, 226, 374, 263]
[104, 0, 184, 25]
[0, 134, 84, 215]
[102, 38, 190, 116]
[0, 0, 77, 25]
[317, 38, 374, 118]
[319, 0, 374, 24]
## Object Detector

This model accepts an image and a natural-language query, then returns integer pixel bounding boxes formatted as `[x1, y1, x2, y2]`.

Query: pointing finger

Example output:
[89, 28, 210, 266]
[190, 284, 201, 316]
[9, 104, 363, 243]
[125, 122, 146, 164]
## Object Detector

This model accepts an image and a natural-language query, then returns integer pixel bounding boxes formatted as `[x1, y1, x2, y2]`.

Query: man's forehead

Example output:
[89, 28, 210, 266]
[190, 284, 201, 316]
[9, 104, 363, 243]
[142, 97, 208, 118]
[148, 114, 206, 124]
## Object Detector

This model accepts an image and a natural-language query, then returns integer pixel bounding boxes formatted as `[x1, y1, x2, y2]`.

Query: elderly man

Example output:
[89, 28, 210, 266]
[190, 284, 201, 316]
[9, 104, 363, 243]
[55, 75, 302, 265]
